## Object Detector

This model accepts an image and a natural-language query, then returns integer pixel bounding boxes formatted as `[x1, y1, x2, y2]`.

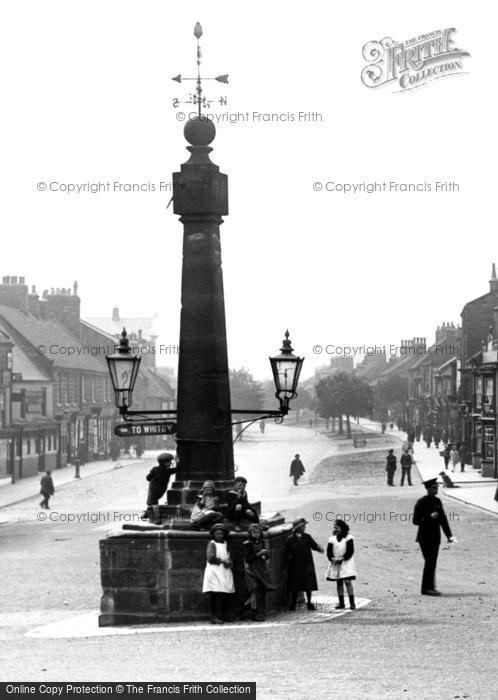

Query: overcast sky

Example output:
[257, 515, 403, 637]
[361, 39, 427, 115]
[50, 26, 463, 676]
[1, 2, 494, 381]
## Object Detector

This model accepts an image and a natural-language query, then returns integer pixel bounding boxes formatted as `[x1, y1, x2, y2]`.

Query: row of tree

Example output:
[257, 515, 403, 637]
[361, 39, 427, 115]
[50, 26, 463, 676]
[229, 368, 407, 433]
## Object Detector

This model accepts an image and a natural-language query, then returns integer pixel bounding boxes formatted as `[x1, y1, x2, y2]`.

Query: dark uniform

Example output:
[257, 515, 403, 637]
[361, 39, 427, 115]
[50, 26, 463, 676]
[400, 452, 413, 486]
[413, 480, 453, 594]
[386, 451, 397, 486]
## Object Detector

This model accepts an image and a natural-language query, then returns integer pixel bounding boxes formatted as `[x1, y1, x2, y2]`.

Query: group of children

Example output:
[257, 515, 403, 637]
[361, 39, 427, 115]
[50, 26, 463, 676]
[202, 515, 357, 624]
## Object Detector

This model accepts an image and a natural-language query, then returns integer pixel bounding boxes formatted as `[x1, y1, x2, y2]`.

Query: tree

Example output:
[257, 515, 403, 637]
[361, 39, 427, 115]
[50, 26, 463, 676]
[373, 374, 408, 422]
[315, 372, 373, 437]
[230, 368, 264, 414]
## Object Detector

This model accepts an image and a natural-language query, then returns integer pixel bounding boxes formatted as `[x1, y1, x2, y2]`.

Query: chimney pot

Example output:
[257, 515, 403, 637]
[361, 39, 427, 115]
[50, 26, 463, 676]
[11, 276, 18, 284]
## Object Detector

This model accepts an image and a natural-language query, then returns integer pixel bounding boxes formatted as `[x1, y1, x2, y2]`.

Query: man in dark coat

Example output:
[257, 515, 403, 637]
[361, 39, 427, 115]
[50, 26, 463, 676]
[289, 454, 305, 486]
[385, 449, 397, 486]
[285, 518, 324, 610]
[413, 478, 456, 595]
[400, 451, 413, 486]
[141, 452, 176, 519]
[407, 427, 416, 444]
[39, 471, 55, 509]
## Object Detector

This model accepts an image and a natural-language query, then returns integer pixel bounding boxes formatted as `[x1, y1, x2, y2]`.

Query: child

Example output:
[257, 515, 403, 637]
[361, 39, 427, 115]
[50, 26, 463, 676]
[285, 517, 323, 610]
[243, 523, 275, 621]
[191, 480, 223, 529]
[202, 523, 235, 624]
[326, 519, 357, 610]
[226, 476, 259, 532]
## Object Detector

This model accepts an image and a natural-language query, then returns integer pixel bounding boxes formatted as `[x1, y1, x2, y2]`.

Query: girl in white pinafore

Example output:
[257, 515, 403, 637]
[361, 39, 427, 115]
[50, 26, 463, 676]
[202, 523, 235, 623]
[326, 519, 357, 610]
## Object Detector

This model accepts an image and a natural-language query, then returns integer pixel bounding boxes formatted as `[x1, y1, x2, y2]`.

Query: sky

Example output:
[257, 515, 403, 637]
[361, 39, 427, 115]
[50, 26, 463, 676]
[1, 1, 496, 381]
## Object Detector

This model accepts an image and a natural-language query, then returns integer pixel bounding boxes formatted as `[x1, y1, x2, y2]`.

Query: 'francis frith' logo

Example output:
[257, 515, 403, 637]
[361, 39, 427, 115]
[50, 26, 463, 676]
[361, 29, 470, 91]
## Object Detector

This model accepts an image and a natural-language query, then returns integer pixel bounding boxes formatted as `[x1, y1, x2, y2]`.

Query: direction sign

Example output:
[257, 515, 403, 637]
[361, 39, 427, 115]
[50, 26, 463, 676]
[114, 422, 177, 437]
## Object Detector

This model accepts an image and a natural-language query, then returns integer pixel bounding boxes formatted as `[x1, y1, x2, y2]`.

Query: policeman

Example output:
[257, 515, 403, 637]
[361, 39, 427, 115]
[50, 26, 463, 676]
[412, 477, 456, 595]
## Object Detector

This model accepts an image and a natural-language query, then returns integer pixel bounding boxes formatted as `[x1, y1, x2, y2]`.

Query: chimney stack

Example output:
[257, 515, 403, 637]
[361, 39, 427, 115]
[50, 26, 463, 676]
[490, 262, 498, 293]
[112, 307, 120, 322]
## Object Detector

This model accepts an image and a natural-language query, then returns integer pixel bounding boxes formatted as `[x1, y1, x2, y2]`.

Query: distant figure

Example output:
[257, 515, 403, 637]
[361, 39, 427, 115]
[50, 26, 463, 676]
[39, 471, 55, 509]
[109, 437, 120, 462]
[141, 452, 177, 519]
[381, 422, 386, 434]
[259, 420, 266, 435]
[433, 428, 441, 449]
[407, 427, 416, 444]
[385, 449, 397, 486]
[289, 454, 305, 486]
[415, 425, 422, 442]
[442, 444, 451, 470]
[400, 451, 413, 486]
[450, 446, 460, 473]
[77, 439, 88, 466]
[389, 422, 394, 430]
[458, 445, 466, 473]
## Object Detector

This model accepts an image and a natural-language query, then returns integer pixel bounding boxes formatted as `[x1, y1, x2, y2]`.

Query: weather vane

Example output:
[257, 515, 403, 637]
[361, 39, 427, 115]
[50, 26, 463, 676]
[172, 22, 229, 117]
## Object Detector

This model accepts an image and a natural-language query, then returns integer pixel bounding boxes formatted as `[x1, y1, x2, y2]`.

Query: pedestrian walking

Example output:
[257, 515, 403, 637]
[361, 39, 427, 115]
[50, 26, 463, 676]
[415, 424, 422, 442]
[326, 519, 357, 610]
[458, 445, 466, 473]
[450, 445, 460, 472]
[243, 523, 276, 621]
[433, 428, 441, 449]
[202, 523, 235, 624]
[412, 478, 457, 595]
[400, 451, 413, 486]
[226, 476, 259, 532]
[284, 518, 324, 611]
[385, 449, 397, 486]
[407, 427, 416, 444]
[381, 422, 386, 434]
[77, 439, 88, 465]
[191, 480, 223, 529]
[289, 454, 305, 486]
[109, 437, 120, 462]
[39, 471, 55, 509]
[442, 443, 451, 470]
[141, 452, 177, 519]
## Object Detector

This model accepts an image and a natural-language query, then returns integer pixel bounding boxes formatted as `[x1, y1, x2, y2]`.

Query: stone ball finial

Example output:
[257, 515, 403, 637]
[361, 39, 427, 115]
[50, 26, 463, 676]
[184, 117, 216, 146]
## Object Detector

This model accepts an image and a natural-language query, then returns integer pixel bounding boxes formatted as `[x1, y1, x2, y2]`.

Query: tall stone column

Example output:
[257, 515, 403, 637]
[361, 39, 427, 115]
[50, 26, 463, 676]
[172, 118, 234, 482]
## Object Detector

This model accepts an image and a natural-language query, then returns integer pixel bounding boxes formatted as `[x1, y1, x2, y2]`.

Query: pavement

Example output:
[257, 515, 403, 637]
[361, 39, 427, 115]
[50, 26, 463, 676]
[354, 419, 498, 516]
[409, 440, 498, 516]
[0, 452, 153, 516]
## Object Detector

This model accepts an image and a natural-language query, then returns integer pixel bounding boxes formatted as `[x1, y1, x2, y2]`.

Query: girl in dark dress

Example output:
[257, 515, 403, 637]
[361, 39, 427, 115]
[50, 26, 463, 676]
[285, 518, 323, 610]
[243, 523, 275, 621]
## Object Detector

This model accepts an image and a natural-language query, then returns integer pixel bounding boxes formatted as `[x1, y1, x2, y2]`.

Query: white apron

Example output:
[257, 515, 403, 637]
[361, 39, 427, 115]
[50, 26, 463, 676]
[202, 541, 235, 593]
[326, 535, 357, 580]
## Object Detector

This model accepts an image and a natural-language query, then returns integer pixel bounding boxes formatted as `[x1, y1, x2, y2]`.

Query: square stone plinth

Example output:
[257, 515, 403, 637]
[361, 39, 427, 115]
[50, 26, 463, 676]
[99, 524, 292, 626]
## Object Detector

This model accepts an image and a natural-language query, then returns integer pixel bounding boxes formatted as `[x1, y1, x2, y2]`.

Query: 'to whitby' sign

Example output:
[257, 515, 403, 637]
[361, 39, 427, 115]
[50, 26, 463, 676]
[361, 29, 470, 91]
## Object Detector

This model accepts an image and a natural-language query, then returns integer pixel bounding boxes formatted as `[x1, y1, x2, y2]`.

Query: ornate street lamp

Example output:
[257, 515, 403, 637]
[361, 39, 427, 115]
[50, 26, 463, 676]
[106, 328, 303, 439]
[106, 329, 141, 415]
[269, 330, 304, 416]
[230, 331, 304, 441]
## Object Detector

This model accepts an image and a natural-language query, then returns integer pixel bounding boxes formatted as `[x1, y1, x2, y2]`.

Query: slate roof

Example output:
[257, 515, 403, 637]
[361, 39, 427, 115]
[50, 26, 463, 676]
[85, 315, 158, 339]
[0, 306, 108, 373]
